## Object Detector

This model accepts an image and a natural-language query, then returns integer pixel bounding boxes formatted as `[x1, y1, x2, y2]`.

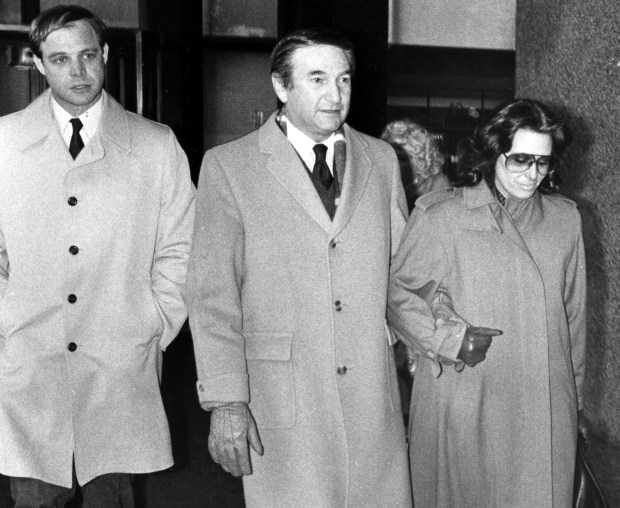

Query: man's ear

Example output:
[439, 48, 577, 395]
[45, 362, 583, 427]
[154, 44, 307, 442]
[271, 74, 288, 104]
[102, 43, 109, 64]
[33, 54, 46, 76]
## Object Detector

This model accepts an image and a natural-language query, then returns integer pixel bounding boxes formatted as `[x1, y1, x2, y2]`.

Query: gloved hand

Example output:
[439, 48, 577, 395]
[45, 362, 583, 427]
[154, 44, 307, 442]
[457, 326, 503, 367]
[208, 401, 264, 477]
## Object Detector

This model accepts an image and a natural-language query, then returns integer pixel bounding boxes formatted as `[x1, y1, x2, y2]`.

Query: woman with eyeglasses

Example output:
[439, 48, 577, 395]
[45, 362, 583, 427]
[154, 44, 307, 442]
[387, 99, 585, 507]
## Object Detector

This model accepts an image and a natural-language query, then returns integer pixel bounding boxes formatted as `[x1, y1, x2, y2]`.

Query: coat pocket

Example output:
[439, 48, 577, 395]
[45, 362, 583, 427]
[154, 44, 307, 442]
[245, 332, 296, 429]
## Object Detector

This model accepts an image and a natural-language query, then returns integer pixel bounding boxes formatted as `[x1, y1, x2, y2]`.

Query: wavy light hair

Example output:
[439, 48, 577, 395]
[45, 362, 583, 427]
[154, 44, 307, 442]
[382, 120, 445, 195]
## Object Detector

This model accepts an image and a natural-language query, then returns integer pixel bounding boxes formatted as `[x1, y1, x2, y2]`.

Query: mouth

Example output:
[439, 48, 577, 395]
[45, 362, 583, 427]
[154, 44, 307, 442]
[71, 85, 92, 92]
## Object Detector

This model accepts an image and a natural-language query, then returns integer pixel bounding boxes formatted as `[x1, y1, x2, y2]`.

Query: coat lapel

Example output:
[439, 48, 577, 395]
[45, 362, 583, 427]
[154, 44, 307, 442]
[16, 90, 131, 174]
[16, 90, 71, 175]
[260, 113, 332, 232]
[70, 91, 132, 169]
[463, 183, 533, 258]
[331, 125, 371, 236]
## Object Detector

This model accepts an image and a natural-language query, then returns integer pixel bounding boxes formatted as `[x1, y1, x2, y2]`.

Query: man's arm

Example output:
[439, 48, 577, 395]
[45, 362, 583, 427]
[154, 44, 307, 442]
[186, 149, 264, 476]
[0, 226, 8, 296]
[186, 149, 250, 407]
[151, 129, 195, 350]
[387, 147, 408, 257]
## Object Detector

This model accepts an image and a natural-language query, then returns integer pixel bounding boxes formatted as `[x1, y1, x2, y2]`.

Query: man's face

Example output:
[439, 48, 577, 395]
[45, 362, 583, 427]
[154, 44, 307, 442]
[34, 19, 108, 117]
[273, 44, 352, 142]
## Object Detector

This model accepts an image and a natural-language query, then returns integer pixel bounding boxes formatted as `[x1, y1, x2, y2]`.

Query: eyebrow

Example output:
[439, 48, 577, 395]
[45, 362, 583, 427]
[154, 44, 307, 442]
[46, 47, 100, 59]
[307, 69, 352, 77]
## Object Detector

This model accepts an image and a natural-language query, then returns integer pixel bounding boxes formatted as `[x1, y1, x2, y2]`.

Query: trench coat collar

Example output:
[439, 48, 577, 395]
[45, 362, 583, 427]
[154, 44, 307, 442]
[16, 89, 131, 170]
[464, 180, 543, 212]
[259, 113, 371, 234]
[462, 181, 543, 258]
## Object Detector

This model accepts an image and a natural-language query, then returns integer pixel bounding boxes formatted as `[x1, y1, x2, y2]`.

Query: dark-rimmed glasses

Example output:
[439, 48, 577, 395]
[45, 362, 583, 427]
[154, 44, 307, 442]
[502, 153, 552, 175]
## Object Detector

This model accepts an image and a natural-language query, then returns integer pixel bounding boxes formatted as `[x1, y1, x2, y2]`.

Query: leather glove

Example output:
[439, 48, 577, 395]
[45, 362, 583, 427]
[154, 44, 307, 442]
[457, 326, 503, 367]
[208, 402, 264, 477]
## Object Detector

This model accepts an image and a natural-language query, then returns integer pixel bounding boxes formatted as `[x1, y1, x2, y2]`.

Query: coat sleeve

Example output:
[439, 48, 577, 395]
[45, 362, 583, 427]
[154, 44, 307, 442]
[186, 149, 249, 409]
[0, 225, 7, 297]
[387, 206, 467, 376]
[565, 212, 587, 410]
[151, 129, 196, 350]
[388, 148, 408, 258]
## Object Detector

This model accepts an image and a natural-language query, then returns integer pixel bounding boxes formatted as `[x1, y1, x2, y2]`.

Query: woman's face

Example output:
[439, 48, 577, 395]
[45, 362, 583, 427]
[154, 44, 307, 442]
[494, 128, 553, 200]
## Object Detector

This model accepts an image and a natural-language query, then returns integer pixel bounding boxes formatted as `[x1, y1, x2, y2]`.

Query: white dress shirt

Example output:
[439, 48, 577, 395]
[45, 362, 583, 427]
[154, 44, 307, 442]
[51, 93, 104, 149]
[285, 120, 336, 175]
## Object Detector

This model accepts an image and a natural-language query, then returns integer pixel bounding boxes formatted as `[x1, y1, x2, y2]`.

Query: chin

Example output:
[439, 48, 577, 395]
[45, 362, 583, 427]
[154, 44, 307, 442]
[515, 191, 536, 200]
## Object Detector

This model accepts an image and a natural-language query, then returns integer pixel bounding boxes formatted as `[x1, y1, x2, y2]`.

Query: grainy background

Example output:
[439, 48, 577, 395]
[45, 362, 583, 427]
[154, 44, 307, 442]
[516, 0, 620, 504]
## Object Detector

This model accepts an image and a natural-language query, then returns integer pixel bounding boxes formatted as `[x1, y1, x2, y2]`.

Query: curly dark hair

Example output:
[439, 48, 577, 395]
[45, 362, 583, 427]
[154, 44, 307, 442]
[453, 99, 572, 194]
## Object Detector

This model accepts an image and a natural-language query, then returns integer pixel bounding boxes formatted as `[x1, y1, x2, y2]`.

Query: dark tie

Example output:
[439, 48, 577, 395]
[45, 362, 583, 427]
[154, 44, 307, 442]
[69, 118, 84, 160]
[312, 144, 333, 189]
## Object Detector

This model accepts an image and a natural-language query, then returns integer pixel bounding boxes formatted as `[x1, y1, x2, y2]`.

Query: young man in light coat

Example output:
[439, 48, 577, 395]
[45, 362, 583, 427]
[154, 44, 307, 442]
[0, 5, 195, 506]
[187, 29, 412, 507]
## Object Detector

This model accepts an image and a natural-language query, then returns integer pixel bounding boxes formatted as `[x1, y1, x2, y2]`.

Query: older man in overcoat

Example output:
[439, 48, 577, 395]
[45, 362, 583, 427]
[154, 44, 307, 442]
[0, 5, 194, 506]
[187, 29, 413, 506]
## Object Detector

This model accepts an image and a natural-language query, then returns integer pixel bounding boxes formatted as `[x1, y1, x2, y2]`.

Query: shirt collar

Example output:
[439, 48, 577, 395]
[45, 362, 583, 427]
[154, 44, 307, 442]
[285, 117, 336, 171]
[51, 91, 105, 147]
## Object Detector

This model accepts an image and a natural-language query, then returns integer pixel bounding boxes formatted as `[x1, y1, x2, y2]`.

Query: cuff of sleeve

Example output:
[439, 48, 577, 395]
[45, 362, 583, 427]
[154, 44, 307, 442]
[435, 319, 467, 363]
[197, 373, 250, 410]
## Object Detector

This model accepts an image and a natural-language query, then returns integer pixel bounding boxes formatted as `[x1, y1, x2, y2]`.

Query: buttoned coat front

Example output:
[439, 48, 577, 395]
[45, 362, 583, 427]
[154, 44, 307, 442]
[388, 183, 587, 508]
[0, 89, 195, 487]
[187, 113, 412, 507]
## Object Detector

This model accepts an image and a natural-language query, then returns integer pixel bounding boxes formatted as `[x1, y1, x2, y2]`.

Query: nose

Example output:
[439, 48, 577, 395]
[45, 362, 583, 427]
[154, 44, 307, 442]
[325, 80, 342, 104]
[524, 163, 540, 180]
[70, 58, 85, 77]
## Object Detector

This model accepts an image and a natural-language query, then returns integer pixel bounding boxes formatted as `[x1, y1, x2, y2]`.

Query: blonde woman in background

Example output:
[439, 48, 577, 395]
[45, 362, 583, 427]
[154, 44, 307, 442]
[382, 120, 452, 414]
[382, 119, 450, 213]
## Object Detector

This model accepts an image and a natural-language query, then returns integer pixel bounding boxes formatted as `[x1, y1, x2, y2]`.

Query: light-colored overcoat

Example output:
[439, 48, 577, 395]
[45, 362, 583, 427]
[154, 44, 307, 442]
[0, 89, 195, 487]
[388, 183, 586, 508]
[187, 113, 412, 507]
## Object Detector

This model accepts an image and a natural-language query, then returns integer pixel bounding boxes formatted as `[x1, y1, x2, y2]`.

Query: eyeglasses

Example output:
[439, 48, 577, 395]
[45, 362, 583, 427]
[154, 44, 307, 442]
[502, 153, 552, 175]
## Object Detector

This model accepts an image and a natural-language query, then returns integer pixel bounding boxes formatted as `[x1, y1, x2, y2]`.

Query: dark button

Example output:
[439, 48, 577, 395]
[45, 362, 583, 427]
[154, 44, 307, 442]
[330, 239, 337, 249]
[68, 294, 77, 304]
[68, 196, 78, 206]
[69, 245, 79, 255]
[334, 300, 342, 311]
[336, 365, 347, 375]
[67, 342, 77, 352]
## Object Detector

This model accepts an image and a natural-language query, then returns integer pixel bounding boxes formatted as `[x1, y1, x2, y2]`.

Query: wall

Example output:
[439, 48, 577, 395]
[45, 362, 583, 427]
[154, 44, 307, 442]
[39, 0, 147, 29]
[389, 0, 516, 50]
[0, 48, 31, 115]
[516, 0, 620, 503]
[203, 48, 275, 150]
[0, 0, 21, 24]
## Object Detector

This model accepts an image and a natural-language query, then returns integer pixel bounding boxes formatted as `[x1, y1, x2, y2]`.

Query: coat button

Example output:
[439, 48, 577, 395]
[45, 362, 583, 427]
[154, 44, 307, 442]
[334, 300, 342, 311]
[336, 365, 347, 375]
[68, 294, 77, 304]
[68, 196, 78, 206]
[67, 342, 77, 352]
[69, 245, 79, 255]
[330, 240, 337, 249]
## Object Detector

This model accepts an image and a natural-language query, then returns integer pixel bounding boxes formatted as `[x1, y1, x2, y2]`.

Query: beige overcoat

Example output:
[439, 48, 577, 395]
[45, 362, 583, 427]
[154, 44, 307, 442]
[388, 183, 587, 508]
[187, 113, 412, 507]
[0, 90, 195, 487]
